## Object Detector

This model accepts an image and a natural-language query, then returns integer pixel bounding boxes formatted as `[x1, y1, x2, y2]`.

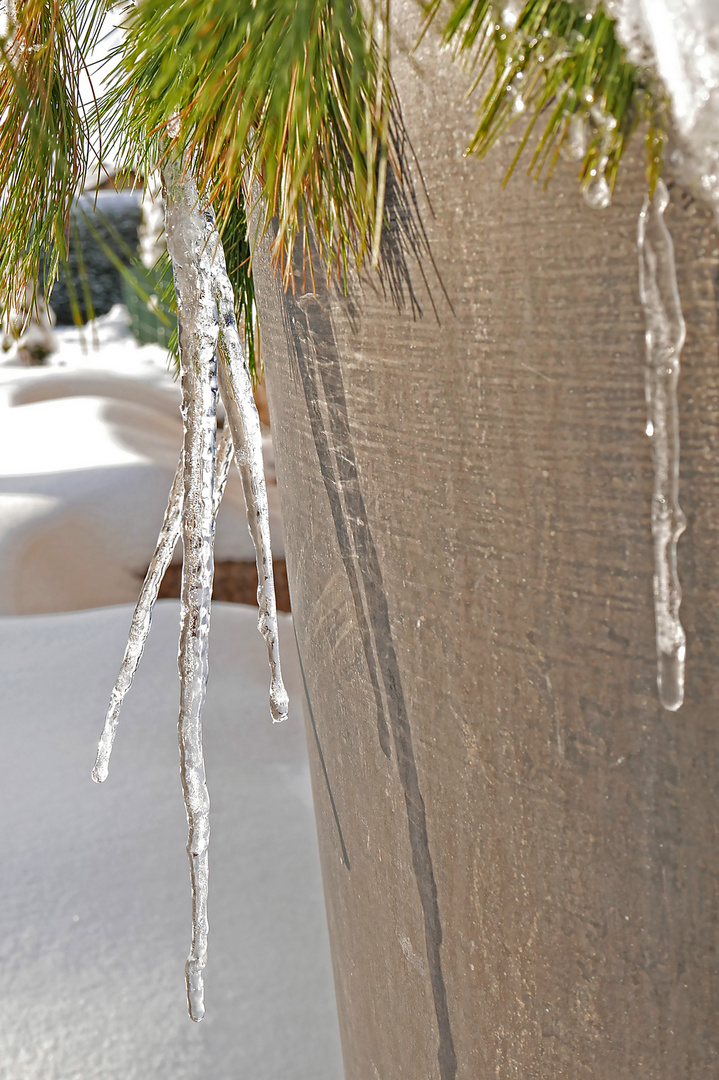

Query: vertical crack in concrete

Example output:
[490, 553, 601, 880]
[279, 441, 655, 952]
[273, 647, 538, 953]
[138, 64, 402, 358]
[295, 628, 351, 871]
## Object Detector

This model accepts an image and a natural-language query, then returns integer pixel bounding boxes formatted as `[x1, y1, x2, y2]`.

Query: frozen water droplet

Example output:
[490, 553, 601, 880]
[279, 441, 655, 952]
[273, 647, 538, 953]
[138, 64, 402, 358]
[637, 178, 687, 712]
[583, 173, 611, 210]
[561, 114, 588, 162]
[501, 1, 522, 31]
[506, 83, 525, 112]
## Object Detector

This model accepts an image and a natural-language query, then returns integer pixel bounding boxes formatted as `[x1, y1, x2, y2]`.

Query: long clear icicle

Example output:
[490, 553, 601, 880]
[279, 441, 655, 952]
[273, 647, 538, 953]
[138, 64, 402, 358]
[212, 248, 289, 724]
[91, 426, 233, 786]
[163, 157, 220, 1022]
[637, 178, 687, 712]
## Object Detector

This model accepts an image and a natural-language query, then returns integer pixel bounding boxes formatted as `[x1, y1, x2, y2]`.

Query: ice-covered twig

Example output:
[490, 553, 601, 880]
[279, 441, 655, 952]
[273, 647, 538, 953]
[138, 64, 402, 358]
[92, 452, 184, 784]
[213, 255, 289, 724]
[163, 156, 220, 1023]
[638, 178, 687, 711]
[91, 426, 233, 786]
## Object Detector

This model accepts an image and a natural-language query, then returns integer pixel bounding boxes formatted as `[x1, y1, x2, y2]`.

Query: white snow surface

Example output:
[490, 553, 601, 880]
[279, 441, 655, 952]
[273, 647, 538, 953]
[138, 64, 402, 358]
[0, 304, 284, 614]
[609, 0, 719, 209]
[0, 600, 343, 1080]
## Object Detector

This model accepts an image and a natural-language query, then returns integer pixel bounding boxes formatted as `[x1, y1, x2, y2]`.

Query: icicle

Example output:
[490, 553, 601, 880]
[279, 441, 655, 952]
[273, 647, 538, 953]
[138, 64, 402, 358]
[212, 255, 290, 725]
[91, 427, 233, 786]
[637, 178, 687, 712]
[163, 157, 220, 1022]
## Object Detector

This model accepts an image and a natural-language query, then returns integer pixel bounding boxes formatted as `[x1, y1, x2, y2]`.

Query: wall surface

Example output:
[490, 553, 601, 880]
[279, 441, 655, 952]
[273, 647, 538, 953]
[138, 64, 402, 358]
[254, 5, 719, 1077]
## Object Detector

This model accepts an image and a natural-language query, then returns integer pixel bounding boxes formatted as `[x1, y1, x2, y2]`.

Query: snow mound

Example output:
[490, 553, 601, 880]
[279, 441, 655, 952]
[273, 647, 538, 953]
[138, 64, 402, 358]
[0, 305, 283, 614]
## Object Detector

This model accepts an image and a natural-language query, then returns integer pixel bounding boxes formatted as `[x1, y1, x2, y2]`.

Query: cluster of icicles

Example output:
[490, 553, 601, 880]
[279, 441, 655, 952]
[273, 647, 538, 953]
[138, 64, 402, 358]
[91, 158, 289, 1022]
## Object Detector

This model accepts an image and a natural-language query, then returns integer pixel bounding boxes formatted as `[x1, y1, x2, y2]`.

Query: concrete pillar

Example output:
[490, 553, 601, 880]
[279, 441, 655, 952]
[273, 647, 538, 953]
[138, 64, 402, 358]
[254, 5, 719, 1075]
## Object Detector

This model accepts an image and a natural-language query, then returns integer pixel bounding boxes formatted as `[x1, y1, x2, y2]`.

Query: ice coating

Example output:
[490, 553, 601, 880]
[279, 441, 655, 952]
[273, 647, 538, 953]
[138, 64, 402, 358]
[163, 156, 220, 1022]
[92, 453, 184, 784]
[213, 423, 234, 518]
[637, 178, 687, 711]
[212, 257, 289, 725]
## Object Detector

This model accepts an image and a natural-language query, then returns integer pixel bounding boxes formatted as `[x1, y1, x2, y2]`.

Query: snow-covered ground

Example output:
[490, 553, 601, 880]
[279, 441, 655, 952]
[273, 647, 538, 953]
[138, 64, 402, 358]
[0, 602, 343, 1079]
[0, 307, 342, 1077]
[0, 304, 284, 614]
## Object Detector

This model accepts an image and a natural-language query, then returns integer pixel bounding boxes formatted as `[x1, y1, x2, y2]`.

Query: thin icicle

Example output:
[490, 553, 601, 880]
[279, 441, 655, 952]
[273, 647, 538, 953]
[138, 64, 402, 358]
[637, 178, 687, 712]
[163, 156, 220, 1022]
[212, 257, 289, 724]
[92, 452, 184, 784]
[91, 427, 233, 786]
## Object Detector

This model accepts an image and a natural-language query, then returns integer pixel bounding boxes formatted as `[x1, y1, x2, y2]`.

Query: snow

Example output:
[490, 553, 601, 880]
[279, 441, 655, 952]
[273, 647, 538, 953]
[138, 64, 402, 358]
[609, 0, 719, 211]
[0, 305, 284, 614]
[0, 601, 343, 1079]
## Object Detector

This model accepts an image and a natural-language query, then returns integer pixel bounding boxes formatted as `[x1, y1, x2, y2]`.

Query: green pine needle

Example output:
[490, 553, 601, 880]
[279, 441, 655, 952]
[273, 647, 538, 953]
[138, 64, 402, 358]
[0, 0, 107, 318]
[423, 0, 669, 196]
[105, 0, 394, 284]
[218, 191, 259, 384]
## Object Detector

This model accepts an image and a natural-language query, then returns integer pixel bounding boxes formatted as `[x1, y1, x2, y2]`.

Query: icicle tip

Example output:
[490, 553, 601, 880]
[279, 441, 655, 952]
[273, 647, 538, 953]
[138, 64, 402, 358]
[186, 959, 206, 1022]
[270, 679, 290, 723]
[91, 745, 111, 784]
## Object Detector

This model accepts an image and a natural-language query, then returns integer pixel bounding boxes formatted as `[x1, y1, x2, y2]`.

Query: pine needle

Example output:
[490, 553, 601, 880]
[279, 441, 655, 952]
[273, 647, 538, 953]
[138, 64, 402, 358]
[422, 0, 669, 196]
[105, 0, 394, 283]
[0, 0, 106, 318]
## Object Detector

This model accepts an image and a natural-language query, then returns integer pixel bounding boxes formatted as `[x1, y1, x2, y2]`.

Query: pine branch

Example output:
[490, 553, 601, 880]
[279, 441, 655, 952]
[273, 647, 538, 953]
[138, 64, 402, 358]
[0, 0, 107, 316]
[105, 0, 394, 283]
[422, 0, 669, 196]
